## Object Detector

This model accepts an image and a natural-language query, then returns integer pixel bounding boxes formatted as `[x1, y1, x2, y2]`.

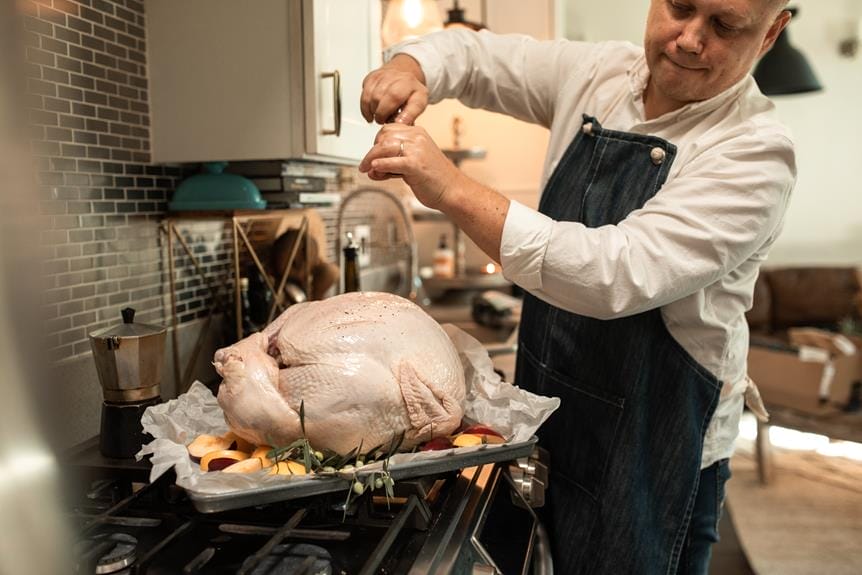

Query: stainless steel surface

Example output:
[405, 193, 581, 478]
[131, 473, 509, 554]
[409, 464, 493, 575]
[533, 522, 554, 575]
[469, 469, 538, 575]
[471, 564, 498, 574]
[88, 308, 166, 398]
[187, 437, 538, 513]
[335, 187, 419, 301]
[509, 446, 549, 508]
[320, 70, 342, 136]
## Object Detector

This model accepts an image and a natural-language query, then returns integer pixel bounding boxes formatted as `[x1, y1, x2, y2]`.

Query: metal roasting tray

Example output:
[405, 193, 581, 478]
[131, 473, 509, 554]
[186, 436, 538, 513]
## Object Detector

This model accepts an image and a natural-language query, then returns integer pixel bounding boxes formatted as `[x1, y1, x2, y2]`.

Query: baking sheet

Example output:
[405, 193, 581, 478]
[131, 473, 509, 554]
[137, 324, 559, 513]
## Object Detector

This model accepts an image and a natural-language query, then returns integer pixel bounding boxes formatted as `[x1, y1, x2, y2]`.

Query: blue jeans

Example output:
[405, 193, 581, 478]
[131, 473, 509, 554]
[676, 459, 732, 575]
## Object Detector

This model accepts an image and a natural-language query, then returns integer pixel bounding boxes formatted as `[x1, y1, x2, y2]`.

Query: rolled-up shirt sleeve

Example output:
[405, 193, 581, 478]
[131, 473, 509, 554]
[386, 28, 601, 128]
[501, 132, 796, 319]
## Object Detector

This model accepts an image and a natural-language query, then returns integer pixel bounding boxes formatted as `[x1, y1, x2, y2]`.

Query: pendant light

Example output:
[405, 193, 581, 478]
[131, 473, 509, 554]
[444, 0, 485, 31]
[381, 0, 444, 49]
[753, 7, 822, 96]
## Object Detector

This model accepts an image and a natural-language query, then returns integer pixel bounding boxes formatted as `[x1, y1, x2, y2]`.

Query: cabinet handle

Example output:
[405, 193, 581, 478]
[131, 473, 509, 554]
[320, 70, 341, 137]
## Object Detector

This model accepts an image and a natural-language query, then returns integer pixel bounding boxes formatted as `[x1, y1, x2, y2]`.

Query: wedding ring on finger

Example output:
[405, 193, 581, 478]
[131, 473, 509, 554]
[398, 142, 404, 157]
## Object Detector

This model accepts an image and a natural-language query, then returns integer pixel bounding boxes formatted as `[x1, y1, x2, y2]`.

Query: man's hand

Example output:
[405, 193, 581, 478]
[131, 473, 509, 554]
[360, 54, 428, 125]
[358, 123, 461, 210]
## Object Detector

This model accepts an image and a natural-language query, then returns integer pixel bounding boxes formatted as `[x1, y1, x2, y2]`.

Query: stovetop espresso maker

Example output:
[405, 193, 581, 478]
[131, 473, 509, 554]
[89, 307, 166, 458]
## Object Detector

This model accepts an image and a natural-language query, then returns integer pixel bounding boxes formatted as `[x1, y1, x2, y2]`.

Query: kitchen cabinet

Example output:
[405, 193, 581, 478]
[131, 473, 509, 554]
[147, 0, 381, 164]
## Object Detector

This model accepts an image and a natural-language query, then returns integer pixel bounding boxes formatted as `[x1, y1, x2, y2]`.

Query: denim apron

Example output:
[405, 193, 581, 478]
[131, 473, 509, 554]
[516, 115, 722, 574]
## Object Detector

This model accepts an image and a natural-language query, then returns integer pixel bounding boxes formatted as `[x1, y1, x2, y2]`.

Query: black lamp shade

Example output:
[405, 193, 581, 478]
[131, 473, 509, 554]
[753, 29, 822, 96]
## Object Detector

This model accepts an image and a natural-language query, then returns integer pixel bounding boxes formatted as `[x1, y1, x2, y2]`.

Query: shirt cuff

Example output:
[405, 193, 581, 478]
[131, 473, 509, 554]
[500, 200, 553, 291]
[383, 41, 445, 104]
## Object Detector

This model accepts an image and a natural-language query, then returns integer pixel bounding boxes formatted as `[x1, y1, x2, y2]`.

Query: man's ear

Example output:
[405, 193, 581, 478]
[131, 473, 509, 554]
[758, 9, 792, 59]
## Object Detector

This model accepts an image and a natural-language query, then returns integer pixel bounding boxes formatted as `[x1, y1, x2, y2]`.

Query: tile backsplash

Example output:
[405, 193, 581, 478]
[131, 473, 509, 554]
[25, 0, 411, 365]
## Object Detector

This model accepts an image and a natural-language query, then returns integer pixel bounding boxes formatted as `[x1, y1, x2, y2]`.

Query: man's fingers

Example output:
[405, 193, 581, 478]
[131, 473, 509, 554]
[395, 92, 428, 125]
[360, 73, 383, 123]
[370, 157, 406, 175]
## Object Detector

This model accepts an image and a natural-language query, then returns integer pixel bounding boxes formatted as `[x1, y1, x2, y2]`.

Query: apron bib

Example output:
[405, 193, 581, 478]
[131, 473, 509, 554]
[516, 115, 722, 574]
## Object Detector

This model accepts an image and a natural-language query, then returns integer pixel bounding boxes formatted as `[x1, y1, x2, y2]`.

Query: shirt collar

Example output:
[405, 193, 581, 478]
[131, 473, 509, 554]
[627, 51, 751, 125]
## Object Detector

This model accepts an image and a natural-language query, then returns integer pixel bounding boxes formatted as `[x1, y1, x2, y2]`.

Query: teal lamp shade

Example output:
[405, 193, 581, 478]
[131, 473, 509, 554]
[754, 11, 822, 96]
[168, 162, 267, 211]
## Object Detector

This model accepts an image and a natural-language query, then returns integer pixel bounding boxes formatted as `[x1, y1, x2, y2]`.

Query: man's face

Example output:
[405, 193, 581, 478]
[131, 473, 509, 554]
[644, 0, 789, 109]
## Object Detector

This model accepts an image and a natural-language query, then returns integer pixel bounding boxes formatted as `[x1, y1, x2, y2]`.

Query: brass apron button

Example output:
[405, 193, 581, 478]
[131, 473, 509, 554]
[650, 147, 666, 165]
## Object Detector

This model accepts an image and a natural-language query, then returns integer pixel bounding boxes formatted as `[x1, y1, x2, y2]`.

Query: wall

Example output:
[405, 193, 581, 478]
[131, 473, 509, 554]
[409, 0, 555, 272]
[561, 0, 862, 266]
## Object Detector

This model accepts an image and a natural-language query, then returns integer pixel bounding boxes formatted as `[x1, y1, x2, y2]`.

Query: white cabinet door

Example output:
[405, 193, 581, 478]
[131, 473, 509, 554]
[305, 0, 382, 162]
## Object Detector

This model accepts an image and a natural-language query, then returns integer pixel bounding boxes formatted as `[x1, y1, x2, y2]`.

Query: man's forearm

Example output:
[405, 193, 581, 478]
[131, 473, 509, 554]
[438, 174, 510, 264]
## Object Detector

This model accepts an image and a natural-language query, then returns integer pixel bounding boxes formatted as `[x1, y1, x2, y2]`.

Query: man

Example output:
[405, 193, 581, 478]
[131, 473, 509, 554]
[359, 0, 795, 573]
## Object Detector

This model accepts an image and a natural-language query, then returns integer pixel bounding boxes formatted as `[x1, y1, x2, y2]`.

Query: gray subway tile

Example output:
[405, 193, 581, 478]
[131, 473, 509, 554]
[42, 66, 70, 84]
[27, 46, 55, 66]
[61, 143, 87, 157]
[78, 188, 104, 200]
[60, 115, 86, 130]
[107, 70, 129, 87]
[77, 159, 101, 173]
[81, 34, 104, 52]
[66, 15, 93, 34]
[95, 79, 118, 95]
[111, 149, 132, 161]
[80, 6, 104, 24]
[87, 146, 111, 159]
[105, 42, 127, 58]
[45, 126, 73, 141]
[38, 5, 67, 26]
[82, 63, 106, 79]
[44, 96, 71, 114]
[54, 26, 81, 45]
[67, 201, 92, 214]
[56, 54, 82, 73]
[70, 73, 94, 90]
[83, 90, 107, 106]
[57, 85, 83, 101]
[41, 36, 68, 55]
[126, 0, 144, 14]
[93, 24, 116, 42]
[56, 272, 84, 288]
[79, 214, 105, 226]
[72, 102, 96, 117]
[68, 45, 94, 62]
[114, 5, 135, 22]
[91, 0, 115, 15]
[104, 14, 126, 32]
[72, 311, 97, 327]
[50, 157, 76, 171]
[69, 229, 94, 242]
[73, 130, 97, 144]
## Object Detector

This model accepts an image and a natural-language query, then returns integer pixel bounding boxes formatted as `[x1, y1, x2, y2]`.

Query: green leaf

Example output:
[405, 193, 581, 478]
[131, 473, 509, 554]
[268, 438, 308, 460]
[385, 431, 405, 459]
[363, 443, 384, 461]
[299, 400, 306, 437]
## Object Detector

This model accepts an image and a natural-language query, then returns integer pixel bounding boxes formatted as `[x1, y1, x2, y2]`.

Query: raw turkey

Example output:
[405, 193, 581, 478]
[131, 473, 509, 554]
[213, 291, 466, 455]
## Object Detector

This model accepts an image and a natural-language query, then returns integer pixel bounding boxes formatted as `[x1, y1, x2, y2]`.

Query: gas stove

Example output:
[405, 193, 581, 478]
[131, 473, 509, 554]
[66, 438, 551, 575]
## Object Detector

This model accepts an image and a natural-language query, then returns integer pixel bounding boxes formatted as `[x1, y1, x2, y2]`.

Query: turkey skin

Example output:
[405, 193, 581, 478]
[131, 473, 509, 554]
[213, 292, 466, 455]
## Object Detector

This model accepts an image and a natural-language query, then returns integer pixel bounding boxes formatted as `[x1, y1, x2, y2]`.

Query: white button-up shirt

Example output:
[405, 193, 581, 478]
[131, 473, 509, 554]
[390, 30, 796, 468]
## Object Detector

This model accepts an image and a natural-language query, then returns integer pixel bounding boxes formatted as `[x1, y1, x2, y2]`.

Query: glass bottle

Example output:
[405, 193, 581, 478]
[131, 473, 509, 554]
[343, 232, 361, 293]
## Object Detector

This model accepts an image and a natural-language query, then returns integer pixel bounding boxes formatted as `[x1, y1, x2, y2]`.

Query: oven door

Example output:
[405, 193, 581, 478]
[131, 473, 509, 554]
[466, 468, 553, 575]
[413, 462, 553, 575]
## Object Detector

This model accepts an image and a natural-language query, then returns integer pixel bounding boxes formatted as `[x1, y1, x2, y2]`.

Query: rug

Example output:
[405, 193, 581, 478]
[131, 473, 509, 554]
[726, 420, 862, 575]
